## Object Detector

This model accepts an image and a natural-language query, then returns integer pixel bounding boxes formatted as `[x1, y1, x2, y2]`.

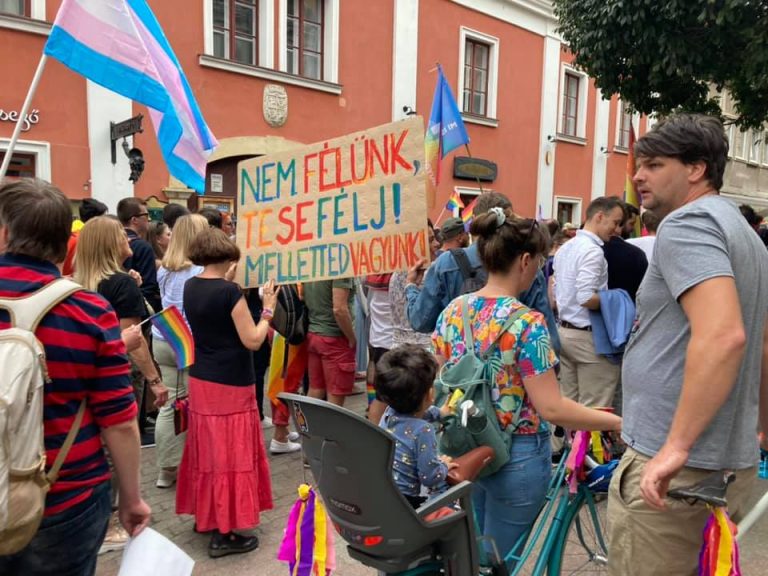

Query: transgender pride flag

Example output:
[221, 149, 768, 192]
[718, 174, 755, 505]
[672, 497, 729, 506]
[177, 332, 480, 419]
[44, 0, 218, 193]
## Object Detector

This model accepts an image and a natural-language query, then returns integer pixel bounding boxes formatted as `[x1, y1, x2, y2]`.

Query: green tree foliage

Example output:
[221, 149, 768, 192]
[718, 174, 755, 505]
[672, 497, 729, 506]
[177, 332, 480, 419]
[553, 0, 768, 129]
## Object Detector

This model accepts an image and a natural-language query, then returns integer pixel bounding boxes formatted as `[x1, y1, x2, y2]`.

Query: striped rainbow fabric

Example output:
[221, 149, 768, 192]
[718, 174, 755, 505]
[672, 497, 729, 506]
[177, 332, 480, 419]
[150, 305, 195, 369]
[43, 0, 218, 193]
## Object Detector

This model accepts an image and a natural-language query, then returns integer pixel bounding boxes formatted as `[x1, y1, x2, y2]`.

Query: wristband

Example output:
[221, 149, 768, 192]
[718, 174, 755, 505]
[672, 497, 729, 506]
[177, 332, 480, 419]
[261, 309, 274, 321]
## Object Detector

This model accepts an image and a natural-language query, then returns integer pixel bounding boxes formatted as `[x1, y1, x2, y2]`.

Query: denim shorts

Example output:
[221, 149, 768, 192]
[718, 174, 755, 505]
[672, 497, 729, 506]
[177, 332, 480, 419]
[0, 481, 112, 576]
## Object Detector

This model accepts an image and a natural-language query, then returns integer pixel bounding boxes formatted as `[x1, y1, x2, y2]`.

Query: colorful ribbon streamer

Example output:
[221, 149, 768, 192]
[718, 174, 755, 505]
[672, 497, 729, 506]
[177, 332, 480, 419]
[277, 484, 336, 576]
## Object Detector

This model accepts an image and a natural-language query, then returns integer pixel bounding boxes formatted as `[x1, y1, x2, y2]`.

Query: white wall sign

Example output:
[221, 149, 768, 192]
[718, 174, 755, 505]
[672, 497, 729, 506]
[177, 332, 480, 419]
[0, 108, 40, 132]
[210, 173, 223, 193]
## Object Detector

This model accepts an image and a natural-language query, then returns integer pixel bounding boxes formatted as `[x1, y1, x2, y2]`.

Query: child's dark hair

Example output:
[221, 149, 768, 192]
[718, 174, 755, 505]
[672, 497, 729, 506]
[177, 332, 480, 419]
[469, 207, 550, 274]
[375, 345, 438, 414]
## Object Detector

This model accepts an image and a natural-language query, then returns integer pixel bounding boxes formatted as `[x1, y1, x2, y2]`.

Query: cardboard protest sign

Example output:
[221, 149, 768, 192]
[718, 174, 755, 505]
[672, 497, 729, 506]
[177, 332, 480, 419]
[237, 116, 429, 287]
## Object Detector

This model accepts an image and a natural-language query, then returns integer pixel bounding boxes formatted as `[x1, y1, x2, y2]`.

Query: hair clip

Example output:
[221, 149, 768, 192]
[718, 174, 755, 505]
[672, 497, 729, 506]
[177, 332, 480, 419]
[489, 206, 506, 228]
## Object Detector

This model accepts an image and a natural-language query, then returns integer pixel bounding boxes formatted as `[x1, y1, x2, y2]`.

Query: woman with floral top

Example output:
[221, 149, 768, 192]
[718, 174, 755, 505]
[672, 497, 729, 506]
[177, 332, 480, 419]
[430, 206, 622, 562]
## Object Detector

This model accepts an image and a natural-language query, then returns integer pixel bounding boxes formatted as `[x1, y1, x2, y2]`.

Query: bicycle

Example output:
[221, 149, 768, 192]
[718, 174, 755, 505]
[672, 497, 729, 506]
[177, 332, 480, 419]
[484, 431, 615, 576]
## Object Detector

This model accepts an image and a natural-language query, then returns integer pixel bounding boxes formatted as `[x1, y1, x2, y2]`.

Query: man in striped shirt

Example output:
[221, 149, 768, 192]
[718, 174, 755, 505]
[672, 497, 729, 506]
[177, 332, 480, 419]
[0, 179, 150, 576]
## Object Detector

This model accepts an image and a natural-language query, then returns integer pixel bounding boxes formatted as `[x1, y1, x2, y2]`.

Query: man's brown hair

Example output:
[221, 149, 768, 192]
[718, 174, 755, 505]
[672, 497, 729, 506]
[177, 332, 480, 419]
[0, 178, 71, 263]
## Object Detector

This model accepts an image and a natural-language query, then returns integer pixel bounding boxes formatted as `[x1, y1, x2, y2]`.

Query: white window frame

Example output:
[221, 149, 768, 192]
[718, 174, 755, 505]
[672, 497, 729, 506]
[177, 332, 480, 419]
[457, 27, 499, 127]
[554, 195, 582, 225]
[0, 138, 51, 182]
[726, 124, 735, 159]
[204, 0, 273, 68]
[0, 0, 48, 34]
[278, 0, 339, 84]
[748, 130, 761, 165]
[762, 130, 768, 168]
[614, 100, 638, 153]
[558, 65, 588, 143]
[733, 128, 747, 161]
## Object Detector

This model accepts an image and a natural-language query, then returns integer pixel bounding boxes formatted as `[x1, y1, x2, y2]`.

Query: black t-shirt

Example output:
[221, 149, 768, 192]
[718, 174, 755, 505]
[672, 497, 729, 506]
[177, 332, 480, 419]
[184, 277, 255, 386]
[97, 272, 147, 320]
[603, 237, 648, 302]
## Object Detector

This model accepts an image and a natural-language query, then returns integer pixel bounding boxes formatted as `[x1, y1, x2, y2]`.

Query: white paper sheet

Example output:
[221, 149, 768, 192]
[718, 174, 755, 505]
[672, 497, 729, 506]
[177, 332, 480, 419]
[117, 527, 195, 576]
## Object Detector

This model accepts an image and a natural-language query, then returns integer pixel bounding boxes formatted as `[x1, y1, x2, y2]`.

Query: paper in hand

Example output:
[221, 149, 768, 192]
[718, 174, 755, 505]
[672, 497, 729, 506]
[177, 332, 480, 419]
[117, 527, 194, 576]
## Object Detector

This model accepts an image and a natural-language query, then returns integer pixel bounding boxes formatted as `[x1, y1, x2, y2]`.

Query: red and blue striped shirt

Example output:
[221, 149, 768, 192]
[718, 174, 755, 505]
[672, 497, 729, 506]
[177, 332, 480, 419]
[0, 254, 137, 516]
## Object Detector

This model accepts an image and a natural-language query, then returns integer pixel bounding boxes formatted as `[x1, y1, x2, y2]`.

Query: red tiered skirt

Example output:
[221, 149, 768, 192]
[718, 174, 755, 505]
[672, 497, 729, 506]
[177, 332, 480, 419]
[176, 377, 273, 533]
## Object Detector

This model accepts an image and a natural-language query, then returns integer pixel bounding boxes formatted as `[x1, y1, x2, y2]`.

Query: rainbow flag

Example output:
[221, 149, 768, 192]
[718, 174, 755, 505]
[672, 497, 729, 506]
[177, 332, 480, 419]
[445, 190, 465, 211]
[277, 484, 336, 575]
[149, 306, 195, 369]
[698, 507, 741, 575]
[624, 124, 642, 238]
[425, 65, 470, 187]
[462, 196, 478, 231]
[44, 0, 218, 192]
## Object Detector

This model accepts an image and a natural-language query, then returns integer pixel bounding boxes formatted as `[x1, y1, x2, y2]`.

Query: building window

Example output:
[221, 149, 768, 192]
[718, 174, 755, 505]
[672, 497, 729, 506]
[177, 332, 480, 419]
[0, 0, 28, 16]
[733, 128, 747, 161]
[457, 28, 499, 124]
[462, 39, 490, 117]
[762, 131, 768, 167]
[554, 196, 582, 226]
[213, 0, 258, 66]
[616, 102, 633, 149]
[561, 73, 580, 137]
[0, 151, 35, 179]
[748, 130, 762, 165]
[286, 0, 324, 80]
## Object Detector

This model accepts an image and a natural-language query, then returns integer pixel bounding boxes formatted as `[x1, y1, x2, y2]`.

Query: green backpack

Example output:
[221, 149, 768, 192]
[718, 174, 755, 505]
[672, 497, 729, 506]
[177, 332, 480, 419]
[435, 296, 527, 477]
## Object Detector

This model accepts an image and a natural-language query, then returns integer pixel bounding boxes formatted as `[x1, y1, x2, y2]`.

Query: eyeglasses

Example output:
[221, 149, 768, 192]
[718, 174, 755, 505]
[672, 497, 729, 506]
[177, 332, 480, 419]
[522, 218, 539, 247]
[134, 212, 149, 219]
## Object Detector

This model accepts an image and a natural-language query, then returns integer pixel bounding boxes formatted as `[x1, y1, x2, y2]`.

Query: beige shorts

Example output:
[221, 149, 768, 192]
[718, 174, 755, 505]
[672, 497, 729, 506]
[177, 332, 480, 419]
[607, 447, 757, 576]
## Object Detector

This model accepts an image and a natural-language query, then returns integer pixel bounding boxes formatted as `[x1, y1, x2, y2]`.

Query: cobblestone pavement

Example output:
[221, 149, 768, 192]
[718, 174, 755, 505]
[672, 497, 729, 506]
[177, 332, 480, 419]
[96, 392, 768, 575]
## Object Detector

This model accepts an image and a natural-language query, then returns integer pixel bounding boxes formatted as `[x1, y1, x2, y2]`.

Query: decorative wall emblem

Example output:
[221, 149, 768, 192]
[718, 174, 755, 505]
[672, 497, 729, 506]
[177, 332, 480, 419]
[263, 84, 288, 128]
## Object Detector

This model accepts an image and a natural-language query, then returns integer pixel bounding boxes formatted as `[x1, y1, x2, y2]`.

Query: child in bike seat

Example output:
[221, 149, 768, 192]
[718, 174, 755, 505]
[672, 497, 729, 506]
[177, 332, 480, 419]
[375, 344, 456, 508]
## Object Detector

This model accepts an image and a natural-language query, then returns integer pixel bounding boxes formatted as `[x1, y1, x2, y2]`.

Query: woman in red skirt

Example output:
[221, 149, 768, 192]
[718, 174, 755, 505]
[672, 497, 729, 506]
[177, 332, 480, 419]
[176, 228, 277, 558]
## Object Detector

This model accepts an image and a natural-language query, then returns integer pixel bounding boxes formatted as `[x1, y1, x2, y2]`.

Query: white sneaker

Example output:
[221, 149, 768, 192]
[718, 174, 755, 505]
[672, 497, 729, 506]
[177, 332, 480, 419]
[288, 431, 300, 442]
[156, 468, 177, 489]
[270, 438, 302, 454]
[262, 416, 274, 430]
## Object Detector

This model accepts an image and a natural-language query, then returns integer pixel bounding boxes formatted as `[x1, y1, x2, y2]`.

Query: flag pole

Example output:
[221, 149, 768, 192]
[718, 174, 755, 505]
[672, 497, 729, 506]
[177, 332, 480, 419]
[0, 54, 48, 180]
[463, 142, 485, 194]
[435, 206, 447, 224]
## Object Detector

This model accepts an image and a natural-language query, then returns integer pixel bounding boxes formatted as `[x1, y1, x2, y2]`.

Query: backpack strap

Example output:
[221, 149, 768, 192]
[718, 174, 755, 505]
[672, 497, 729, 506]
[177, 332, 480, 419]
[0, 278, 82, 332]
[451, 249, 475, 280]
[460, 296, 475, 353]
[46, 399, 86, 484]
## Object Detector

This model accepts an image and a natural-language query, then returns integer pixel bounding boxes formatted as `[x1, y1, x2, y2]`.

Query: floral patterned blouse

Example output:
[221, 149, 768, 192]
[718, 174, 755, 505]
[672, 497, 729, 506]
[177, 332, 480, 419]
[432, 295, 557, 435]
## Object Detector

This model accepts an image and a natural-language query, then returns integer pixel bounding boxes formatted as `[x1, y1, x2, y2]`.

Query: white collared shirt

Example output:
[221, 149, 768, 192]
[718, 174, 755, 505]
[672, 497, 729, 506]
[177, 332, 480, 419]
[553, 229, 608, 327]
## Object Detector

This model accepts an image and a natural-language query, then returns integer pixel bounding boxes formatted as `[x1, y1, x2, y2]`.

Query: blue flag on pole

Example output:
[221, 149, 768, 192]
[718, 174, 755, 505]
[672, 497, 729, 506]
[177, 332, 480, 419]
[425, 65, 470, 186]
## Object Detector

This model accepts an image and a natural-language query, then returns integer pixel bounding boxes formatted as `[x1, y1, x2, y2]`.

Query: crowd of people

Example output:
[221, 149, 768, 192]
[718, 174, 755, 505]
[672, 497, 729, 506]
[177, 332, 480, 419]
[1, 112, 768, 576]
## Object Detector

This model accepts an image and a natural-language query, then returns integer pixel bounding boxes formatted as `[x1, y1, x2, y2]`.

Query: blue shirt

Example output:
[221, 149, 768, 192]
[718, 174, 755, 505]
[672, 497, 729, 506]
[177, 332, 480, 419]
[379, 406, 448, 498]
[405, 244, 560, 352]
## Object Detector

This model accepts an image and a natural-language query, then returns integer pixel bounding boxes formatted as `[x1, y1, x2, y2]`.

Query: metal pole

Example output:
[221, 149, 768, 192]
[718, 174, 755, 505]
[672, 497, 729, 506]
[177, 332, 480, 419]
[736, 488, 768, 541]
[0, 54, 48, 180]
[463, 143, 484, 195]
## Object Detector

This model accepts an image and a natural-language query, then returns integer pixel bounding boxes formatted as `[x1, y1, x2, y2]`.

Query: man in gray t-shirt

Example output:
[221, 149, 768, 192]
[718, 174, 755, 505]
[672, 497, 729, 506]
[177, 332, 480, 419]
[608, 114, 768, 576]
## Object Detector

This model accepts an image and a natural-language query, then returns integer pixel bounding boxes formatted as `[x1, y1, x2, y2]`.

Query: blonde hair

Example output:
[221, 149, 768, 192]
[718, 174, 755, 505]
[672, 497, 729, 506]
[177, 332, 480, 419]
[74, 216, 126, 291]
[161, 214, 209, 271]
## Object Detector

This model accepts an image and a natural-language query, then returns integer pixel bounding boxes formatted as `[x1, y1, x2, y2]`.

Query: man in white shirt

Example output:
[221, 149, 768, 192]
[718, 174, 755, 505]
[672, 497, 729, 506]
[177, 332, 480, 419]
[553, 196, 625, 406]
[627, 209, 659, 264]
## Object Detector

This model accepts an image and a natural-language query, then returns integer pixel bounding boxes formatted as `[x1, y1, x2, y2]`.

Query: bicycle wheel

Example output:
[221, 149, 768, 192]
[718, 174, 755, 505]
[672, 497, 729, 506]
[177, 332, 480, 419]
[548, 490, 609, 575]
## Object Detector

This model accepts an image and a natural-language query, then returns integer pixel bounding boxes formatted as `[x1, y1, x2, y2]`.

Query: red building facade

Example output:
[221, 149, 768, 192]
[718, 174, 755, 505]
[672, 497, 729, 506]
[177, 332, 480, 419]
[0, 0, 646, 224]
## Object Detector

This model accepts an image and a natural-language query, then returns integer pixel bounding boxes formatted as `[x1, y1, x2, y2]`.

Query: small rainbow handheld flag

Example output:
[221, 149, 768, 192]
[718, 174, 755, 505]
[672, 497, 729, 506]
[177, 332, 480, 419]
[446, 190, 465, 211]
[462, 196, 478, 231]
[149, 305, 195, 369]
